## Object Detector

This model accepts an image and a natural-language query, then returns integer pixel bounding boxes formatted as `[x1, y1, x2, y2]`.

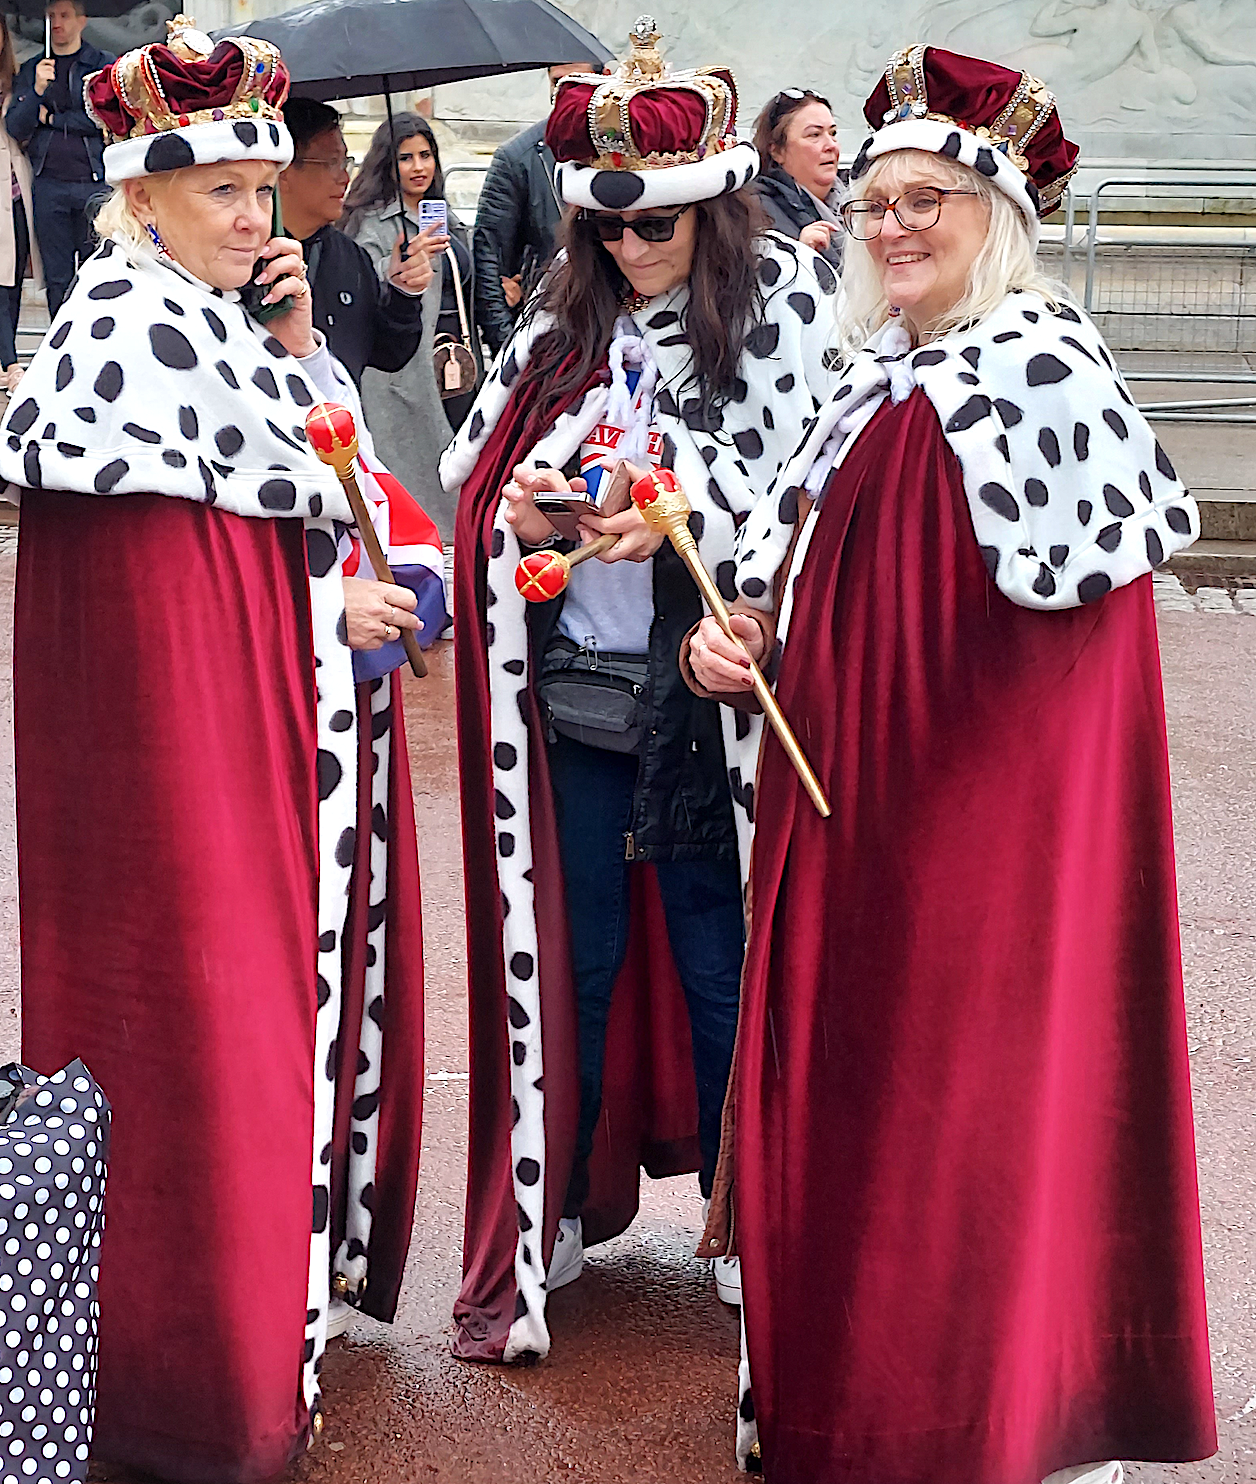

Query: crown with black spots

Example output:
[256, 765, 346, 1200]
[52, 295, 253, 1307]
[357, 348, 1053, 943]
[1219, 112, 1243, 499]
[548, 14, 759, 211]
[86, 14, 292, 183]
[850, 43, 1080, 242]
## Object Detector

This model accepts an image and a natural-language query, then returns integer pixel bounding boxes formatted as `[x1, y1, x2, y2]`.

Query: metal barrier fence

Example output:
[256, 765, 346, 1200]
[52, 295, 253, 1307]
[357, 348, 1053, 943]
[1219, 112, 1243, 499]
[443, 162, 490, 220]
[1055, 170, 1256, 423]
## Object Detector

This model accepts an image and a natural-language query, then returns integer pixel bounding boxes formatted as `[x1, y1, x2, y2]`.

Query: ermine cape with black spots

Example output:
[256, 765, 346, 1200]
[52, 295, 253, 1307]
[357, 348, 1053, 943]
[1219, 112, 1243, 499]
[712, 293, 1216, 1481]
[440, 234, 840, 1365]
[2, 235, 427, 1481]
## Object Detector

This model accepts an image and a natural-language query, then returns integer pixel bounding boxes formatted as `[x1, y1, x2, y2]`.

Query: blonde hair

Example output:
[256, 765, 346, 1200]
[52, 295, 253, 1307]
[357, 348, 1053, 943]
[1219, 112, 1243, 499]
[91, 187, 150, 254]
[837, 149, 1066, 358]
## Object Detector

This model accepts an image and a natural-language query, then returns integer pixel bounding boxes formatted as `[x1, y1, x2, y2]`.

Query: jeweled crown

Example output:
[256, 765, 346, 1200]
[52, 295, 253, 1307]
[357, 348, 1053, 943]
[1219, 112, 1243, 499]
[553, 15, 740, 172]
[883, 43, 1066, 208]
[92, 14, 288, 142]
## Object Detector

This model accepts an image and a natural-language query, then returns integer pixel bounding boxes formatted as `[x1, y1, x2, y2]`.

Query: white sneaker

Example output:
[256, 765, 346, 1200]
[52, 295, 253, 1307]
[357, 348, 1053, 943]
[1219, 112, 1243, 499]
[547, 1216, 584, 1291]
[325, 1297, 357, 1339]
[1042, 1465, 1123, 1484]
[714, 1254, 742, 1306]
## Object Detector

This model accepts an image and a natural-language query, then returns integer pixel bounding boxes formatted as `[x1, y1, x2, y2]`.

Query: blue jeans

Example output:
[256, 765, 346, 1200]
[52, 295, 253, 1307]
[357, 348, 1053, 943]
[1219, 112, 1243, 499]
[548, 732, 744, 1214]
[32, 176, 99, 319]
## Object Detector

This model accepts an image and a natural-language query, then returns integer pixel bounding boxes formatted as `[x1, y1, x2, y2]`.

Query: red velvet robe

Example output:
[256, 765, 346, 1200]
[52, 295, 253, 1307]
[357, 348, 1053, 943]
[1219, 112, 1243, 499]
[736, 390, 1216, 1483]
[452, 359, 706, 1362]
[15, 491, 424, 1483]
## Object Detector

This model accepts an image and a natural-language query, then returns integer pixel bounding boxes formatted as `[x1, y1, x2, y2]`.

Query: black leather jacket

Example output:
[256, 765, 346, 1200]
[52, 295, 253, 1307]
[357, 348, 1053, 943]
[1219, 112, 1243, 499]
[753, 164, 845, 271]
[472, 119, 563, 357]
[8, 42, 115, 181]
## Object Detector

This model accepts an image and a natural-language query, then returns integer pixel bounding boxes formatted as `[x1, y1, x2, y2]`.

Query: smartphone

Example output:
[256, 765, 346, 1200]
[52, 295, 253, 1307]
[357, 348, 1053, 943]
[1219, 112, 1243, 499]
[241, 189, 295, 325]
[418, 199, 448, 236]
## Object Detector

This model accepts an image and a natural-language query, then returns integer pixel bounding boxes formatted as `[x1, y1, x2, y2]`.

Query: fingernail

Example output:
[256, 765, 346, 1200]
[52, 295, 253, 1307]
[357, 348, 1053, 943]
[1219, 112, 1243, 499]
[739, 657, 751, 668]
[743, 675, 754, 687]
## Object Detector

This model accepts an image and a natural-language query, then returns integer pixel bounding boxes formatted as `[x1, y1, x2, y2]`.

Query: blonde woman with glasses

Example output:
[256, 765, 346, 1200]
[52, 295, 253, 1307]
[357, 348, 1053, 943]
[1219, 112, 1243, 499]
[688, 44, 1215, 1484]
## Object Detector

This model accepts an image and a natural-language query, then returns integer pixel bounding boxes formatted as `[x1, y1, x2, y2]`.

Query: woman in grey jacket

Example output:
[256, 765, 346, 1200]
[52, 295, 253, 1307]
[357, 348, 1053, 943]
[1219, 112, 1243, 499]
[342, 114, 479, 542]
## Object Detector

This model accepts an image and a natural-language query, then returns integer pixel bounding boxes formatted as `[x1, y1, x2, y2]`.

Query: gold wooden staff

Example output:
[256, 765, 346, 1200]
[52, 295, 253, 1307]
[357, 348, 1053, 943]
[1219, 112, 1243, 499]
[304, 401, 426, 679]
[630, 467, 830, 818]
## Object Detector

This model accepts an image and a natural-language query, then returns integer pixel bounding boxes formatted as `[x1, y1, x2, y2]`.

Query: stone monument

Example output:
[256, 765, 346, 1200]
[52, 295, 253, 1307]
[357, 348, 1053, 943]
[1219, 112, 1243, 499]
[433, 0, 1256, 172]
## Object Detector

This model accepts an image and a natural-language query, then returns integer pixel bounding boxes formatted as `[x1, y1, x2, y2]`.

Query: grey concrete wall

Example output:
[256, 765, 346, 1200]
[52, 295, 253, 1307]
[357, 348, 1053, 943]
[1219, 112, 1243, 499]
[432, 0, 1256, 164]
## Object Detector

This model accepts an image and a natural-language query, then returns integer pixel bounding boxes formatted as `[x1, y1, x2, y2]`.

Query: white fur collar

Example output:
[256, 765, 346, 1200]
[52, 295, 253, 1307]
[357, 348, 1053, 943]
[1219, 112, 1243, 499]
[737, 292, 1199, 611]
[0, 235, 351, 521]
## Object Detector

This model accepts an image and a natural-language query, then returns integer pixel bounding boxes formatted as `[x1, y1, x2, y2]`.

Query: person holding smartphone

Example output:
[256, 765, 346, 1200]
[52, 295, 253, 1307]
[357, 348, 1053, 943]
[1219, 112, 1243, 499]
[279, 95, 437, 389]
[0, 20, 433, 1481]
[341, 111, 479, 544]
[437, 21, 841, 1390]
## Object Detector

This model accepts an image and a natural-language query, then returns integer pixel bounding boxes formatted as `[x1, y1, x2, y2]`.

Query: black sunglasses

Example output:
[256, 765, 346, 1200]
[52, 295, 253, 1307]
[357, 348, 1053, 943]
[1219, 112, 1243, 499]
[768, 87, 831, 127]
[579, 204, 692, 243]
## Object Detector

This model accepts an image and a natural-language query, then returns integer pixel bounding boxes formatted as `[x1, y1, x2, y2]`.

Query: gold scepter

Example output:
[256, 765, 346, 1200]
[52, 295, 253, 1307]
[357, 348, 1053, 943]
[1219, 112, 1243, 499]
[630, 468, 830, 819]
[304, 401, 426, 679]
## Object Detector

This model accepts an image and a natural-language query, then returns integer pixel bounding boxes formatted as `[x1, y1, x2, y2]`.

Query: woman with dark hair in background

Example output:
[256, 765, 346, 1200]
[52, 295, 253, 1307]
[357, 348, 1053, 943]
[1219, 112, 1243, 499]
[752, 87, 844, 268]
[0, 16, 39, 391]
[437, 21, 838, 1382]
[343, 112, 477, 544]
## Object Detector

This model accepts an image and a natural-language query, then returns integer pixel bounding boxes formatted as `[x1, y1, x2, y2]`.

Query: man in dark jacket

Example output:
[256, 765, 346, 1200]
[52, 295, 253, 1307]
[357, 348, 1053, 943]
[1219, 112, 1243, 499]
[473, 61, 603, 358]
[280, 98, 435, 387]
[7, 0, 114, 317]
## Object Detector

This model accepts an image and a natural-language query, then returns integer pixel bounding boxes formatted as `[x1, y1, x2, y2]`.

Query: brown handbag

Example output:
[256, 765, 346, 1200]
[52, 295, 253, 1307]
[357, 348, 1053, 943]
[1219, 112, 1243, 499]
[432, 245, 477, 399]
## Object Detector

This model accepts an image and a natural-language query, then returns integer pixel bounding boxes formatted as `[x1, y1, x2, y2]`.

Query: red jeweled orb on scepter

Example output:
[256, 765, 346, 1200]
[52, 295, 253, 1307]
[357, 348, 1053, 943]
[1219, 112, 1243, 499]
[515, 548, 573, 602]
[304, 402, 359, 468]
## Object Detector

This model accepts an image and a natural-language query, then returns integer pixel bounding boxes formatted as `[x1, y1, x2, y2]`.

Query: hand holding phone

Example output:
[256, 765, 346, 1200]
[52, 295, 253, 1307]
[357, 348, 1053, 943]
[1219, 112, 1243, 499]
[244, 237, 316, 357]
[388, 224, 443, 296]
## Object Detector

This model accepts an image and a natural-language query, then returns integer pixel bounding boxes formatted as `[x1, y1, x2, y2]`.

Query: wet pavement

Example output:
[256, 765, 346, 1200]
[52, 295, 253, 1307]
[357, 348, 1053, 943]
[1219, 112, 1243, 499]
[0, 556, 1252, 1483]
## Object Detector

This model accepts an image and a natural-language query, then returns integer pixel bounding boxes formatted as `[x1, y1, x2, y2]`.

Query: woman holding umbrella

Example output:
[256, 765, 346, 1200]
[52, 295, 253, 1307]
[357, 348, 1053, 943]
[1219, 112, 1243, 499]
[438, 18, 840, 1369]
[688, 43, 1215, 1482]
[342, 111, 481, 542]
[1, 18, 433, 1480]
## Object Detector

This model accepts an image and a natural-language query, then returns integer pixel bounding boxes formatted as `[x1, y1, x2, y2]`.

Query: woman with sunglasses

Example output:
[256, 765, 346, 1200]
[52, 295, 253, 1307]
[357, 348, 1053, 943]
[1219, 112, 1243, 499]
[438, 22, 839, 1370]
[688, 44, 1213, 1482]
[752, 87, 844, 268]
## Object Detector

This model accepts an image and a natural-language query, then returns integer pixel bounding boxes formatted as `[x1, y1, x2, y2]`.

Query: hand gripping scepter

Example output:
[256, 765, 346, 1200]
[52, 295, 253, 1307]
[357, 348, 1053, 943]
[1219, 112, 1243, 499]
[304, 402, 427, 679]
[630, 468, 830, 819]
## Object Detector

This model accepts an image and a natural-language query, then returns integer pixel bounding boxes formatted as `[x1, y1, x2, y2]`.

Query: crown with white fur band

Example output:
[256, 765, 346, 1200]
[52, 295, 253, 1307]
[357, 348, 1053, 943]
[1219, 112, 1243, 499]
[547, 15, 759, 212]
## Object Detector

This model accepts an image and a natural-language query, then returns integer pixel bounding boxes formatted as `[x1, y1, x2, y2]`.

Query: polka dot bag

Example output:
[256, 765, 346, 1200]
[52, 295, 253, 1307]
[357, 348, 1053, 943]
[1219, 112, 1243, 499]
[0, 1061, 109, 1483]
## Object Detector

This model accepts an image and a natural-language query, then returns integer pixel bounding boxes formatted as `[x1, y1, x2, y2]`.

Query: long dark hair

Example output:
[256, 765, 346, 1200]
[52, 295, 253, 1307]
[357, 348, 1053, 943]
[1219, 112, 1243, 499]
[522, 189, 770, 428]
[340, 112, 443, 236]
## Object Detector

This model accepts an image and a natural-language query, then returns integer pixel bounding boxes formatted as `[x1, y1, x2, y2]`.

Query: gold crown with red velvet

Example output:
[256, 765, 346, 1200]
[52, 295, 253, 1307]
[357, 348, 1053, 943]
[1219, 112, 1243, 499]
[86, 15, 293, 184]
[546, 16, 759, 211]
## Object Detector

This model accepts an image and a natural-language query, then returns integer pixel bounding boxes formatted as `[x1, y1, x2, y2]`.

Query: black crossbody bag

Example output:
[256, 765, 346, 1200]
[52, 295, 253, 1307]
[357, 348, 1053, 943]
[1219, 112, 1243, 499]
[537, 634, 650, 754]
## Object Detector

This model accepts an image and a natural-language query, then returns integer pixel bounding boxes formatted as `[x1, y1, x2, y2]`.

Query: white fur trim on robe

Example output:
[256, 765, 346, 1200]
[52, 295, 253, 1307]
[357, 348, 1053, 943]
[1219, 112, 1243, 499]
[736, 291, 1198, 615]
[441, 234, 843, 1364]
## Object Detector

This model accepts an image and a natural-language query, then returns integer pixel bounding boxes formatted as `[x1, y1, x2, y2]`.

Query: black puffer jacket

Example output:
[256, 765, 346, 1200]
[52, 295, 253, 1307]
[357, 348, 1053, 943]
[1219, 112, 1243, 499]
[529, 539, 737, 863]
[753, 164, 845, 271]
[472, 119, 563, 356]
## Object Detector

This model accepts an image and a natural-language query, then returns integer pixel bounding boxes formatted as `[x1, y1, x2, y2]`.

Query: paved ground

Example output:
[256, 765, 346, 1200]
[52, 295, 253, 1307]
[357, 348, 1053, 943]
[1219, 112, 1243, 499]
[0, 553, 1251, 1483]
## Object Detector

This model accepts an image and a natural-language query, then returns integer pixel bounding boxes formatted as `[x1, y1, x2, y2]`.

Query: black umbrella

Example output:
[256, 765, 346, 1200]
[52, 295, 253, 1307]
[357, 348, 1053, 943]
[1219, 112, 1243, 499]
[214, 0, 613, 102]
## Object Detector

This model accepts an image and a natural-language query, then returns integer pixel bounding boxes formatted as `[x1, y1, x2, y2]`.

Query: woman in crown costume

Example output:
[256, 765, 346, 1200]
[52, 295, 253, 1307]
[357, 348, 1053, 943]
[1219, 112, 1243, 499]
[438, 18, 840, 1364]
[687, 45, 1217, 1484]
[0, 20, 442, 1481]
